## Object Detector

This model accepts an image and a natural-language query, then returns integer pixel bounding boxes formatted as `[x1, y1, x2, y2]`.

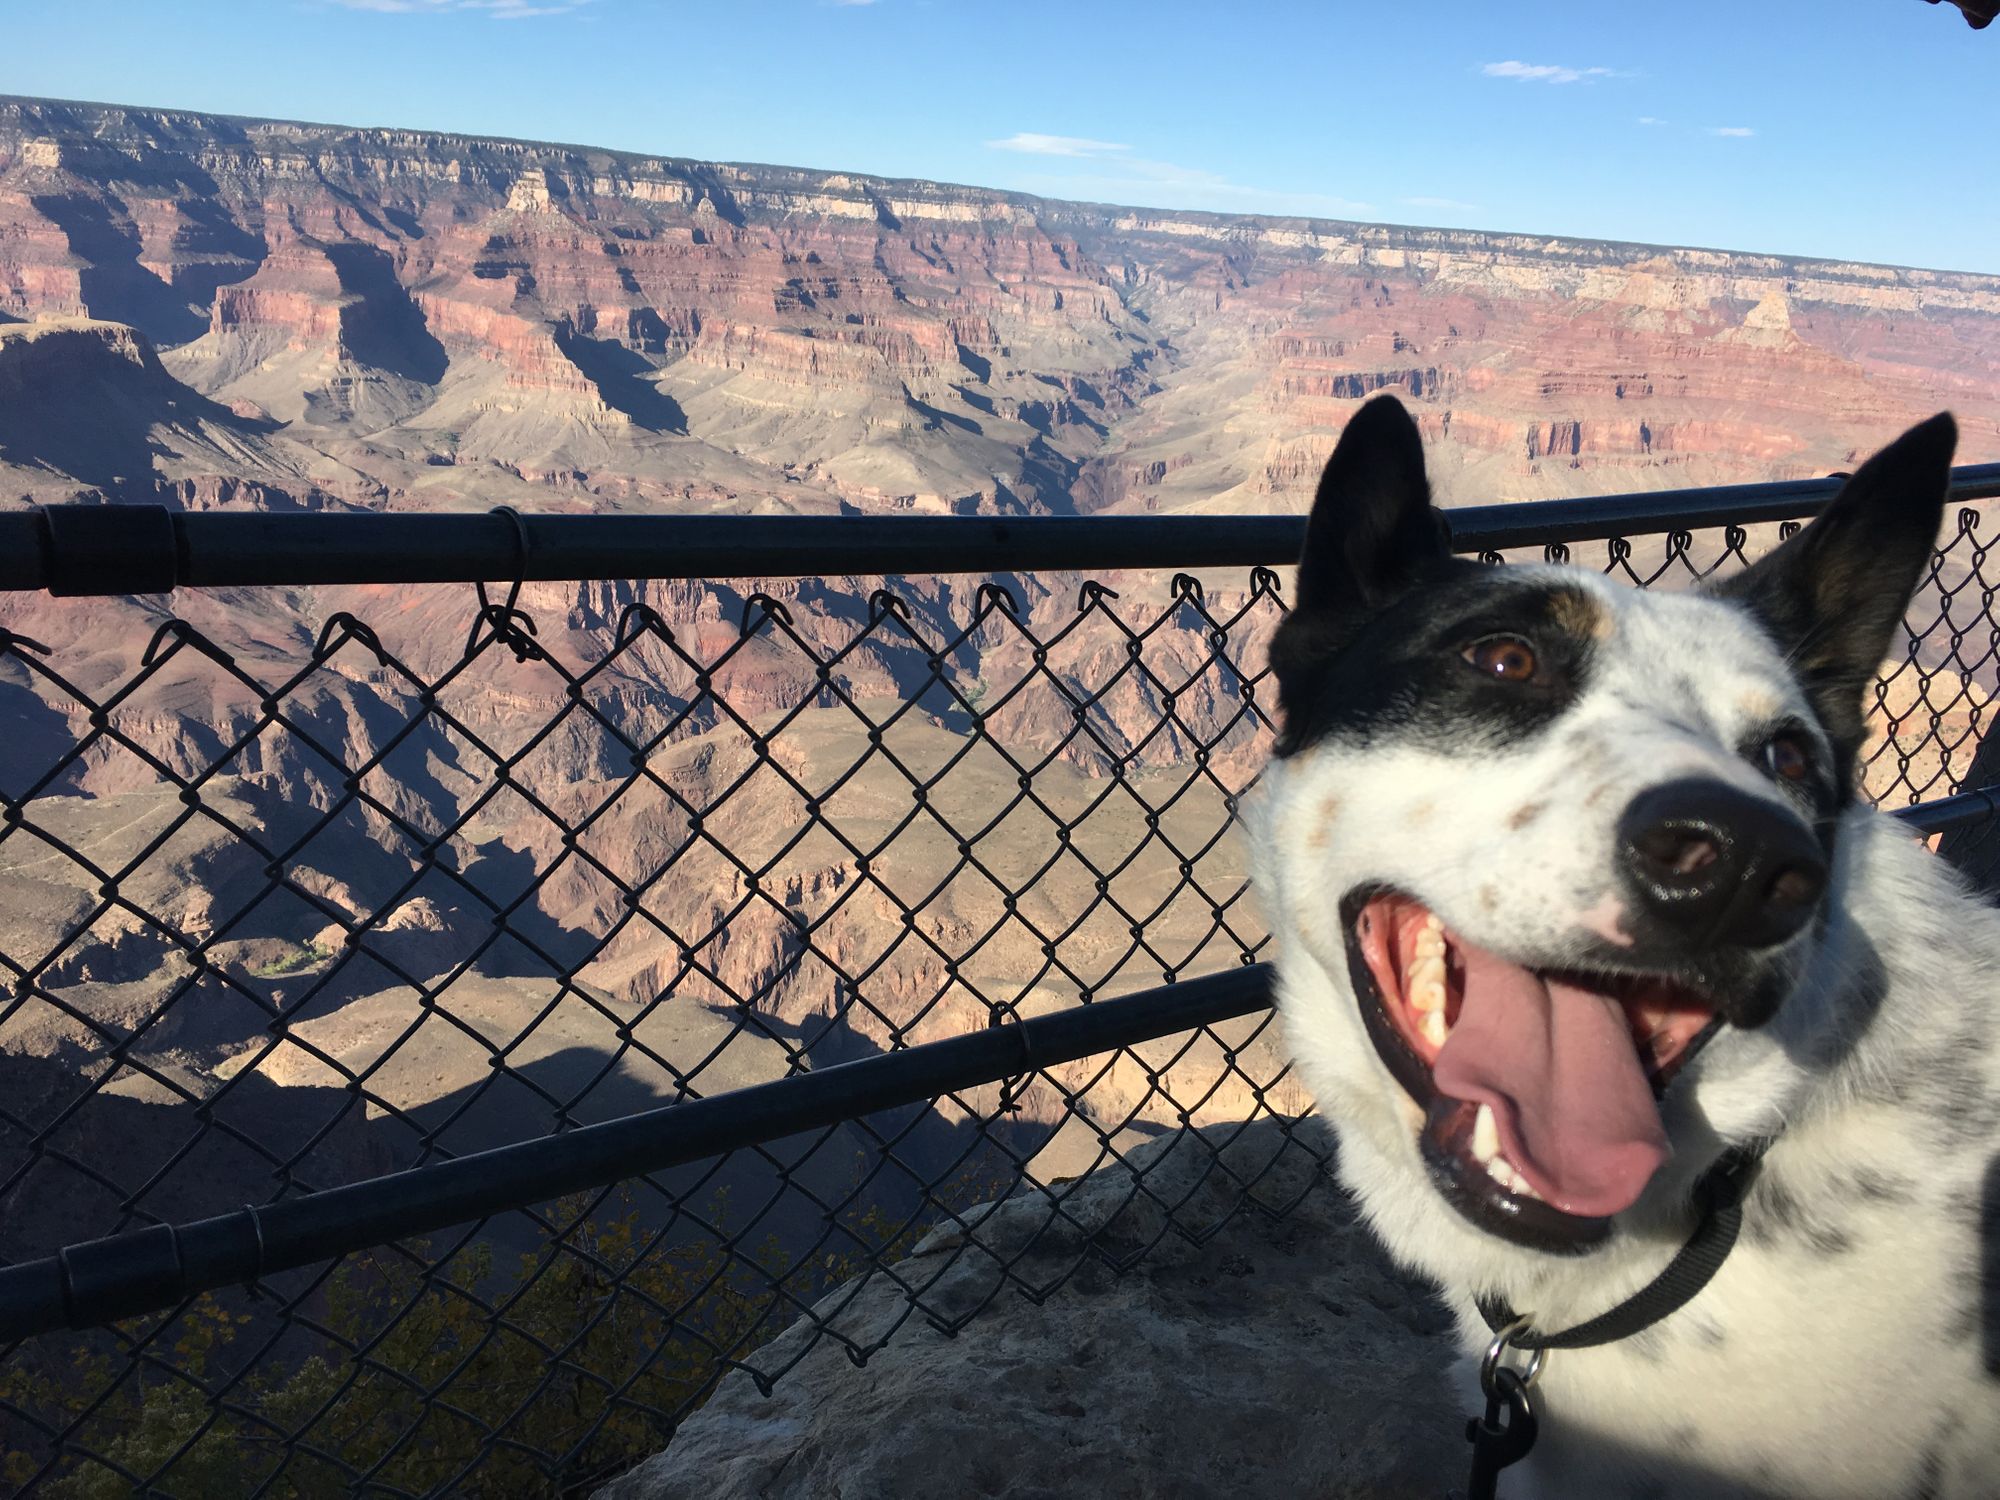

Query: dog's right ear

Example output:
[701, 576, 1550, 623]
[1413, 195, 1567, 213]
[1291, 394, 1450, 618]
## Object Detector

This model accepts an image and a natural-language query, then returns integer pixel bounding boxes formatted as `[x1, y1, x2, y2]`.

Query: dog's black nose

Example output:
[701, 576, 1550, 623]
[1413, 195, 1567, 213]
[1617, 778, 1828, 949]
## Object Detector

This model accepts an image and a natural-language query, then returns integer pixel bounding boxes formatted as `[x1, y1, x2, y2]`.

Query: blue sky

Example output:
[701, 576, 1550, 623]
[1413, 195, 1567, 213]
[3, 0, 1995, 272]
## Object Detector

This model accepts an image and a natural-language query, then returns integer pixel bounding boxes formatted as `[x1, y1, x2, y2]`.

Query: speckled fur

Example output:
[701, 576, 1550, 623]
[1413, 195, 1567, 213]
[1249, 403, 2000, 1497]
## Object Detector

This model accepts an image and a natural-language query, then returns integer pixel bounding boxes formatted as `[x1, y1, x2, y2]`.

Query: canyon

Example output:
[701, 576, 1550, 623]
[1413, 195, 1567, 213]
[1, 92, 1997, 1286]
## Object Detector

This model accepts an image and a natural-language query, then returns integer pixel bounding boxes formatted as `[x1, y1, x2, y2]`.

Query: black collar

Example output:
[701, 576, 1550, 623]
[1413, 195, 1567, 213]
[1475, 1143, 1769, 1352]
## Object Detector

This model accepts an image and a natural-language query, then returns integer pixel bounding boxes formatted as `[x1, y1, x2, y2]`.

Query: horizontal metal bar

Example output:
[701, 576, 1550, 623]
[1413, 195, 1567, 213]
[1891, 784, 2000, 837]
[1446, 463, 2000, 552]
[0, 963, 1275, 1344]
[8, 464, 2000, 595]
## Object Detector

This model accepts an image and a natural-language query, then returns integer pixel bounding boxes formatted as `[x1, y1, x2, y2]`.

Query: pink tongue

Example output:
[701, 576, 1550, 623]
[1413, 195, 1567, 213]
[1430, 940, 1668, 1217]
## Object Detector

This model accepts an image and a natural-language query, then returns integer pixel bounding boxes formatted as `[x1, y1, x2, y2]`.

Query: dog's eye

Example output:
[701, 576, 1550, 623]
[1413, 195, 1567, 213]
[1763, 733, 1813, 783]
[1463, 635, 1538, 682]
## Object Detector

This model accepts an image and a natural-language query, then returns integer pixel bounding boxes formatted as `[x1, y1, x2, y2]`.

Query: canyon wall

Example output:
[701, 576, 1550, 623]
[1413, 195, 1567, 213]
[0, 93, 1995, 1265]
[3, 93, 1998, 524]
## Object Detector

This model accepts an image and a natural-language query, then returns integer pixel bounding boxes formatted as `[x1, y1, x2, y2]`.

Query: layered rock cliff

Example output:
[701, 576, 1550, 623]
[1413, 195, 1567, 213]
[3, 92, 1998, 523]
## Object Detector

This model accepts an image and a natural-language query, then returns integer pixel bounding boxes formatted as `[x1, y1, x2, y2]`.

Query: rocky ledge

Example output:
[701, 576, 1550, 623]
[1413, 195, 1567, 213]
[595, 1117, 1464, 1500]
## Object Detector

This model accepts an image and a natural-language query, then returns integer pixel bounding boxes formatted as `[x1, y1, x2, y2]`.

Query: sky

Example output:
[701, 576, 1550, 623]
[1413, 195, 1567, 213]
[2, 0, 1995, 273]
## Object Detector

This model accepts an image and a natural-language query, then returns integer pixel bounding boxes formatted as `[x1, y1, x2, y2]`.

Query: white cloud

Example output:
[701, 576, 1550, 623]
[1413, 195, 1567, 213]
[1401, 195, 1480, 213]
[1482, 59, 1618, 84]
[986, 133, 1132, 158]
[1708, 126, 1757, 137]
[1637, 116, 1669, 126]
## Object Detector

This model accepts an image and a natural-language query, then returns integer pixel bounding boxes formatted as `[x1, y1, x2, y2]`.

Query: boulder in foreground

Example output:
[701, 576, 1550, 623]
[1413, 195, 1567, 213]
[596, 1117, 1463, 1500]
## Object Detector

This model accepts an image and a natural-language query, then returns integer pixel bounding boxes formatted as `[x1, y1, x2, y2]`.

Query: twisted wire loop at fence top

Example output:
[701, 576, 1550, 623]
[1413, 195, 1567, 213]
[0, 510, 1995, 1497]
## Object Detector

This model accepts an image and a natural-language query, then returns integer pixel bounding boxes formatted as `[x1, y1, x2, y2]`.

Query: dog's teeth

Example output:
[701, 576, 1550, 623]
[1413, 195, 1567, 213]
[1411, 978, 1447, 1013]
[1415, 923, 1446, 960]
[1472, 1103, 1499, 1164]
[1473, 1126, 1543, 1201]
[1419, 1008, 1449, 1048]
[1409, 951, 1446, 991]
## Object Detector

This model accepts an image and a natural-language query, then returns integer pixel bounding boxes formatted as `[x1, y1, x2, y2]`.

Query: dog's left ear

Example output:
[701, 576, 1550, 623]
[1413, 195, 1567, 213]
[1290, 394, 1450, 618]
[1711, 412, 1956, 763]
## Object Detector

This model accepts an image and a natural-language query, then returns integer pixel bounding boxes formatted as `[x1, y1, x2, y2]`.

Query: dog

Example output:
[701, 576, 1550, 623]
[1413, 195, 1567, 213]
[1250, 394, 2000, 1497]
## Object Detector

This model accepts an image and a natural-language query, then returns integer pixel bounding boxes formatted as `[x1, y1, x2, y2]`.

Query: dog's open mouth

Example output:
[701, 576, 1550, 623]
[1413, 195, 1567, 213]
[1342, 887, 1721, 1253]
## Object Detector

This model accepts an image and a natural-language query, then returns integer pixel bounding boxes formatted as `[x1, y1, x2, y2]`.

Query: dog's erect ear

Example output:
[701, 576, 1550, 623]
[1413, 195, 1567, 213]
[1292, 395, 1450, 618]
[1711, 412, 1956, 766]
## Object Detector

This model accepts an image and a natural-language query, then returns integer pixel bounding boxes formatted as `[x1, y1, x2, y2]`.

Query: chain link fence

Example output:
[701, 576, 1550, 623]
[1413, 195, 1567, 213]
[0, 500, 1996, 1496]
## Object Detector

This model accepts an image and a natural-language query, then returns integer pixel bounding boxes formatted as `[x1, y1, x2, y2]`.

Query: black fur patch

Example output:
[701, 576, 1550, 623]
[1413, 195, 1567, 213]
[1907, 1447, 1946, 1500]
[1708, 412, 1956, 793]
[1848, 1166, 1918, 1205]
[1271, 570, 1599, 758]
[1686, 1312, 1727, 1348]
[1744, 1165, 1858, 1256]
[1905, 1415, 1959, 1500]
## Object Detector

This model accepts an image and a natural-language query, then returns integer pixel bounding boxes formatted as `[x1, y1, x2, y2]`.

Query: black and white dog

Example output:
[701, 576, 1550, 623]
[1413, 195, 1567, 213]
[1252, 395, 2000, 1497]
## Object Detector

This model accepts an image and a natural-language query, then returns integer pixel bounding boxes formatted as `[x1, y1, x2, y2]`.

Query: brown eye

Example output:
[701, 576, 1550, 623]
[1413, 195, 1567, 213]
[1464, 636, 1538, 682]
[1765, 733, 1812, 783]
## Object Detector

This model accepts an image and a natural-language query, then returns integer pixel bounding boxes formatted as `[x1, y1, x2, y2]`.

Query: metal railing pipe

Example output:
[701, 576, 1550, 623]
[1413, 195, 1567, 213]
[7, 464, 1999, 595]
[0, 964, 1275, 1344]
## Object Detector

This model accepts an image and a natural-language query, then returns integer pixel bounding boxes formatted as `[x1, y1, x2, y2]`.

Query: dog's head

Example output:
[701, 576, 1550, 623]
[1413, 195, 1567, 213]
[1256, 396, 1956, 1272]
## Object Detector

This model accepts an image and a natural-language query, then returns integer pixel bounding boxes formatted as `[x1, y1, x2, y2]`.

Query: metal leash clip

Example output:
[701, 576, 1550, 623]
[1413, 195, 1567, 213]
[1465, 1314, 1543, 1500]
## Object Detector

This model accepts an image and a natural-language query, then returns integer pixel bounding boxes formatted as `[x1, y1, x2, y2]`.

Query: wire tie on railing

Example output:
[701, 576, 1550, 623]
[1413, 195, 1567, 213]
[244, 1204, 268, 1278]
[492, 505, 531, 615]
[1169, 572, 1204, 604]
[1961, 508, 1983, 535]
[466, 506, 542, 663]
[467, 599, 541, 663]
[55, 1242, 78, 1326]
[1077, 579, 1120, 611]
[165, 1220, 187, 1306]
[988, 1003, 1028, 1114]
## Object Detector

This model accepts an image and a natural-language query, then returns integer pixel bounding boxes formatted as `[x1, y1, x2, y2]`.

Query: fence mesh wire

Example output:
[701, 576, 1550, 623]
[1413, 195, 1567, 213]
[0, 509, 1995, 1497]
